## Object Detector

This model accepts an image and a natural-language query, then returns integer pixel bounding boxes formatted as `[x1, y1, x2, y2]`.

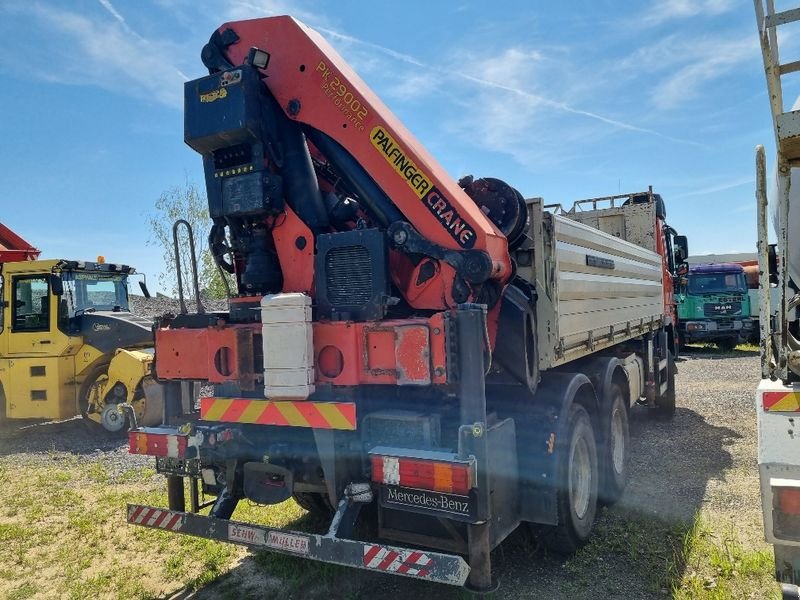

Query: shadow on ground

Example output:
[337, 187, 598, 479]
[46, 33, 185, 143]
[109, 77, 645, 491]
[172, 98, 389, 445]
[680, 344, 759, 358]
[184, 406, 739, 600]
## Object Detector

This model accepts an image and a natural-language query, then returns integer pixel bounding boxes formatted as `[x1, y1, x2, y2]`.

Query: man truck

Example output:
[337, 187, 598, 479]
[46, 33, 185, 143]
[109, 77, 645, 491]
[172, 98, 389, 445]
[125, 16, 685, 590]
[676, 262, 753, 350]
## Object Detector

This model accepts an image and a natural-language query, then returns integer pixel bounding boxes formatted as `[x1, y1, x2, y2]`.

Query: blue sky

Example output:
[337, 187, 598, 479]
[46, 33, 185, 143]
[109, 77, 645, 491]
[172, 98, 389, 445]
[0, 0, 788, 291]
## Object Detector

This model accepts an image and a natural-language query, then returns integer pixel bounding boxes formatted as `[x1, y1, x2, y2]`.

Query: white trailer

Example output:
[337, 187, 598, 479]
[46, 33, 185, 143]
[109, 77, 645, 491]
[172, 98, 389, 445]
[754, 3, 800, 598]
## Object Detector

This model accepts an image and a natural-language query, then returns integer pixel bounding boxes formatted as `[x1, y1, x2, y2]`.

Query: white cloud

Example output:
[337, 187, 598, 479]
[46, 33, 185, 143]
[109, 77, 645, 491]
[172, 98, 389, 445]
[308, 29, 700, 151]
[672, 176, 755, 198]
[640, 0, 735, 26]
[649, 37, 757, 109]
[1, 3, 190, 108]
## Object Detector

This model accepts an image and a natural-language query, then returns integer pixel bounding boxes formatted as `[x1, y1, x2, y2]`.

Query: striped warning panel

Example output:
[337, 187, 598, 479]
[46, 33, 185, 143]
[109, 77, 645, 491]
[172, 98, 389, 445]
[762, 391, 800, 412]
[363, 544, 432, 577]
[127, 506, 183, 532]
[200, 397, 357, 430]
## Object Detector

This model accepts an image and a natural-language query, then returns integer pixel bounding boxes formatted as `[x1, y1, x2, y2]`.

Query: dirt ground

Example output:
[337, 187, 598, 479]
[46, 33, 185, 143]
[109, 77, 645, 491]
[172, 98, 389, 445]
[0, 347, 777, 599]
[192, 347, 775, 600]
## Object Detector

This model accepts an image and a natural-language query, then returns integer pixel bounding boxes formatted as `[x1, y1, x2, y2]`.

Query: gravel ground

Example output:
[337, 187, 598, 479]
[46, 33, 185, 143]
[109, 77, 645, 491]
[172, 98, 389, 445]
[0, 346, 768, 598]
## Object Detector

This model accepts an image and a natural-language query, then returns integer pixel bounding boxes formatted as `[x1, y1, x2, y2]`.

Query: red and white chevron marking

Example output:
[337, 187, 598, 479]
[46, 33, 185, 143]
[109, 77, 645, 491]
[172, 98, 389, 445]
[362, 544, 432, 577]
[127, 506, 184, 532]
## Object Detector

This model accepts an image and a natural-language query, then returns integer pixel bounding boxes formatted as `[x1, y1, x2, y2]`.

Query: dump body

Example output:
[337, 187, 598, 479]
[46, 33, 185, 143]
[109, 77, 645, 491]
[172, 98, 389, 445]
[518, 201, 664, 368]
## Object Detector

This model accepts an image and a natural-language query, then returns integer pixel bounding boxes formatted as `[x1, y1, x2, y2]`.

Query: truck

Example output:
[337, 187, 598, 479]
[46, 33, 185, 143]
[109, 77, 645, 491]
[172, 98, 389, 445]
[0, 222, 163, 432]
[676, 262, 754, 350]
[754, 2, 800, 598]
[125, 16, 682, 591]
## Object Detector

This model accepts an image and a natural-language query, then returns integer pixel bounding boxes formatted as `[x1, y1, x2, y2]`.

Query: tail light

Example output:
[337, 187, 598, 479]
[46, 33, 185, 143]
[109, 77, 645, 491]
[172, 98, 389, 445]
[129, 429, 188, 459]
[773, 482, 800, 541]
[370, 455, 475, 496]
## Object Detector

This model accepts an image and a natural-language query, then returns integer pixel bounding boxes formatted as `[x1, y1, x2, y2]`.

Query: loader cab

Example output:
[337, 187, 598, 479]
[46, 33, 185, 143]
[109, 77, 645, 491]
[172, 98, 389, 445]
[0, 259, 82, 420]
[57, 268, 131, 334]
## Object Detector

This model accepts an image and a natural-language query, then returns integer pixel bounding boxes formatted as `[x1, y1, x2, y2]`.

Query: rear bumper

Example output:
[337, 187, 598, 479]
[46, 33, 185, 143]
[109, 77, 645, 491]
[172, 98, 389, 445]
[126, 503, 470, 586]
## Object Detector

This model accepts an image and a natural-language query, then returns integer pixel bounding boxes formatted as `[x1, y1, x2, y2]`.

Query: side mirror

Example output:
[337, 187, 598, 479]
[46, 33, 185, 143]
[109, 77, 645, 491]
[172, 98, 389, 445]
[50, 274, 63, 296]
[139, 280, 151, 299]
[674, 235, 689, 263]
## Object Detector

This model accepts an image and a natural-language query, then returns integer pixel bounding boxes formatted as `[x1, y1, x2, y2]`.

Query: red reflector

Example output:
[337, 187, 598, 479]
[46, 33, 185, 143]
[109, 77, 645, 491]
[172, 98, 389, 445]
[778, 487, 800, 515]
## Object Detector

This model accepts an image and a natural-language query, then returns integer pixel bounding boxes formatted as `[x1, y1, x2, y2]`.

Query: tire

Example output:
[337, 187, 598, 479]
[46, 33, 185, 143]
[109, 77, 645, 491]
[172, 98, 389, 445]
[77, 363, 110, 419]
[717, 337, 738, 352]
[540, 404, 599, 554]
[293, 492, 334, 516]
[599, 384, 629, 505]
[653, 352, 676, 420]
[78, 363, 127, 434]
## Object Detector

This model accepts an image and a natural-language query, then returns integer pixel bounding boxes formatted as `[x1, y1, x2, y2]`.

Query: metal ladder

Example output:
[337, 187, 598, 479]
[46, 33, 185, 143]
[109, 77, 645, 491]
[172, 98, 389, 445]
[754, 1, 800, 380]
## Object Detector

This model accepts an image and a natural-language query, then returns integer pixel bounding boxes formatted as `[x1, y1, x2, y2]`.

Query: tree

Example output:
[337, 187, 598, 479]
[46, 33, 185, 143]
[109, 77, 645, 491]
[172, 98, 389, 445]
[146, 181, 233, 299]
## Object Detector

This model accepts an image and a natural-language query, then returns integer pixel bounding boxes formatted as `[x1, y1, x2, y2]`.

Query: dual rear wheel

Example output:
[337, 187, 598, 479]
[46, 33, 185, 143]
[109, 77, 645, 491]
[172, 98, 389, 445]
[540, 383, 631, 554]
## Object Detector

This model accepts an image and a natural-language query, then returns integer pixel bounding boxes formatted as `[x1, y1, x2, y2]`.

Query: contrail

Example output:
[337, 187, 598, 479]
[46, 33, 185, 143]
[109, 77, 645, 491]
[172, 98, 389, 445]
[96, 0, 189, 81]
[317, 25, 702, 148]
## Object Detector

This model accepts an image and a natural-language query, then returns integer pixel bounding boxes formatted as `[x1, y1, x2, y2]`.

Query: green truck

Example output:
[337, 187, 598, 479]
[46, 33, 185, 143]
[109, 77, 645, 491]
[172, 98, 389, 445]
[676, 263, 753, 350]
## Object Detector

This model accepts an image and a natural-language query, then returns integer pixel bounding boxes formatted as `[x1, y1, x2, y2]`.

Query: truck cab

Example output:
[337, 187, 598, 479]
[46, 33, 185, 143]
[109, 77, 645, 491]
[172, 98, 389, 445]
[676, 263, 753, 350]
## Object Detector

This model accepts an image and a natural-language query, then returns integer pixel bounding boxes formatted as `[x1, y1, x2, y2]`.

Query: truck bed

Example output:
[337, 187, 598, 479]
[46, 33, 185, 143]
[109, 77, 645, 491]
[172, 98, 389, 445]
[520, 199, 665, 368]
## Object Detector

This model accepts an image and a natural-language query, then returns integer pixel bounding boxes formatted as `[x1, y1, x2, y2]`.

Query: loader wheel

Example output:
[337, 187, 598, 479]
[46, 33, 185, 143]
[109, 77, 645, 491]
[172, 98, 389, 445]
[99, 403, 127, 433]
[540, 404, 598, 554]
[78, 363, 126, 434]
[600, 384, 629, 505]
[78, 363, 110, 419]
[292, 492, 334, 517]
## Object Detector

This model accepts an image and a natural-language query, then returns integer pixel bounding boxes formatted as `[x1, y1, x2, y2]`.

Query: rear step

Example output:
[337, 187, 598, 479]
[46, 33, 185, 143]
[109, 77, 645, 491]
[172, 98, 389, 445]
[126, 503, 470, 586]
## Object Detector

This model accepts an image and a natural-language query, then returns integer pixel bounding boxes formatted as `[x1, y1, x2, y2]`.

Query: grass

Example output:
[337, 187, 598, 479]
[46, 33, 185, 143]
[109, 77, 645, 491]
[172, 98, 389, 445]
[558, 508, 778, 600]
[673, 516, 778, 599]
[0, 452, 782, 599]
[0, 455, 304, 600]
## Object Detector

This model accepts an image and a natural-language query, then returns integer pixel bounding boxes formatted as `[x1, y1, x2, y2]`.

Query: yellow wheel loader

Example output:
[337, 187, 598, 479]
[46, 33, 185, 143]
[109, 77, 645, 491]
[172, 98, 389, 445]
[0, 223, 163, 432]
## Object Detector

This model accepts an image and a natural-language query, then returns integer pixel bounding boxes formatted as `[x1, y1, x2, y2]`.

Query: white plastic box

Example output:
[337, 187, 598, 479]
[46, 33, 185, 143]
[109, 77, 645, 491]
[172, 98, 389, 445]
[261, 293, 315, 399]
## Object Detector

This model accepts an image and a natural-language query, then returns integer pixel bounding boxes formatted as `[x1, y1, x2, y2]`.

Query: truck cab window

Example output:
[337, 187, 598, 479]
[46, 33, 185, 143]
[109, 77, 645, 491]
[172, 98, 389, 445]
[12, 276, 50, 332]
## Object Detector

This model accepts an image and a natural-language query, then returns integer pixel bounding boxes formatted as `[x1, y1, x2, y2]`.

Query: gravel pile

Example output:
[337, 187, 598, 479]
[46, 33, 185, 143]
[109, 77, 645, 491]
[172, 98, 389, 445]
[129, 294, 228, 319]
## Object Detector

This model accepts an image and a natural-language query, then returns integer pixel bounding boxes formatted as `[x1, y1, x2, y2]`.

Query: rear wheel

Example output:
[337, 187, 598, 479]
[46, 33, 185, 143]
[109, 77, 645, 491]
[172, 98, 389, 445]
[293, 492, 334, 517]
[600, 384, 629, 505]
[540, 404, 598, 554]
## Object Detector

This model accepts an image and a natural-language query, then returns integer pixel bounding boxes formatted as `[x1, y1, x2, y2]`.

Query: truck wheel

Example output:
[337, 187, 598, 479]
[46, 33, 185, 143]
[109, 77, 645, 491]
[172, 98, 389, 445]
[600, 384, 629, 505]
[293, 492, 334, 516]
[653, 353, 676, 420]
[718, 337, 738, 352]
[540, 403, 598, 554]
